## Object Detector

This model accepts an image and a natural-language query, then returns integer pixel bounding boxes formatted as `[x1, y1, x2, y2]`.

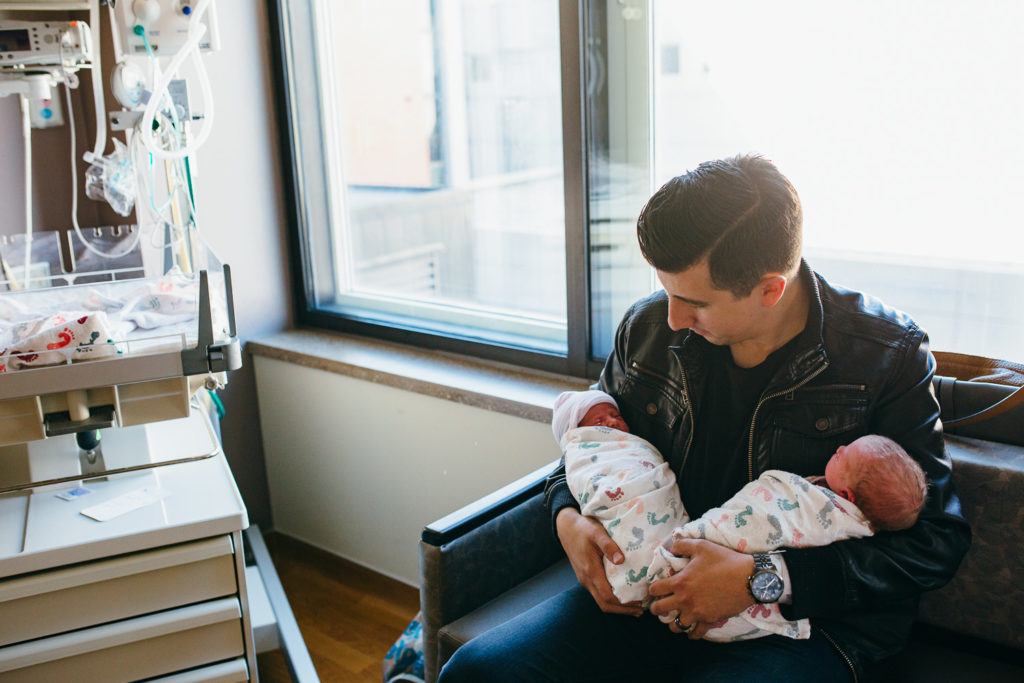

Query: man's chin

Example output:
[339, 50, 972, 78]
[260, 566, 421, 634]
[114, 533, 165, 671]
[691, 328, 723, 345]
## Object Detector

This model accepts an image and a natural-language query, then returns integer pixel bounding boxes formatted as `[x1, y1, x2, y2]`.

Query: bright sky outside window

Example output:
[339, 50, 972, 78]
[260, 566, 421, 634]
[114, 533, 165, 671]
[649, 0, 1024, 360]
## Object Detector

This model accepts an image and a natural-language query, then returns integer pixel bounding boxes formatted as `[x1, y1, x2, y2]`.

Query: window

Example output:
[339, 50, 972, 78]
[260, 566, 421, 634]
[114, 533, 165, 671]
[648, 0, 1024, 361]
[274, 0, 1024, 376]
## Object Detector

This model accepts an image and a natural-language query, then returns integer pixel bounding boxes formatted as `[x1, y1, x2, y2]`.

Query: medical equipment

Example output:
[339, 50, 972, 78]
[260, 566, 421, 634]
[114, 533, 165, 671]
[113, 0, 220, 57]
[0, 0, 236, 496]
[0, 17, 93, 124]
[0, 19, 91, 67]
[0, 19, 91, 103]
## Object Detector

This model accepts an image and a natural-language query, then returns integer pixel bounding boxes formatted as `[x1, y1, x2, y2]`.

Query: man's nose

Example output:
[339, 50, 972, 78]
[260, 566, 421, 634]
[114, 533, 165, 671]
[667, 302, 694, 331]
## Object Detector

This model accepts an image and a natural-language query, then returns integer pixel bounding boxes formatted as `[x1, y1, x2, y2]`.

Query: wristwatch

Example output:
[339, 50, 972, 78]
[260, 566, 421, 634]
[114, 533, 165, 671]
[748, 553, 784, 604]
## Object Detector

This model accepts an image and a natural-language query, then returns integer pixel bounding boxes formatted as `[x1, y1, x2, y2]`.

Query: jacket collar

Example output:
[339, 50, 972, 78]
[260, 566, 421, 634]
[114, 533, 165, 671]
[773, 258, 830, 389]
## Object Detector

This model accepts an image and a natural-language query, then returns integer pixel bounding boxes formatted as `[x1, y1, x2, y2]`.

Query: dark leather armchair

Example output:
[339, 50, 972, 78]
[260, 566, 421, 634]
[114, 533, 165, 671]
[418, 381, 1024, 683]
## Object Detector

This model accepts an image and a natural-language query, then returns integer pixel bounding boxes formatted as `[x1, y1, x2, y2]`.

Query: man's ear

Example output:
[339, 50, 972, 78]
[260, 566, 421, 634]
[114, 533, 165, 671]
[759, 274, 788, 307]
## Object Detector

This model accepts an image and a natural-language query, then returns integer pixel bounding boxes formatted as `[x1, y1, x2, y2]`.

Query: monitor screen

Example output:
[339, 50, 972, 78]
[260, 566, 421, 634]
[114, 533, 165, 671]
[0, 28, 31, 53]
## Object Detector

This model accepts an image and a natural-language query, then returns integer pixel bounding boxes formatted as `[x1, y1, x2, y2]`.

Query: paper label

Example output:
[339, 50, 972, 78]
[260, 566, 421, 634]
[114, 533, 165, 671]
[80, 487, 169, 522]
[56, 486, 92, 501]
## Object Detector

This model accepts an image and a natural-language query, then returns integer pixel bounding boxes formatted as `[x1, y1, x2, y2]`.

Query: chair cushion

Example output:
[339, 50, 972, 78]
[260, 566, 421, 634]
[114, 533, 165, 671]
[437, 559, 576, 668]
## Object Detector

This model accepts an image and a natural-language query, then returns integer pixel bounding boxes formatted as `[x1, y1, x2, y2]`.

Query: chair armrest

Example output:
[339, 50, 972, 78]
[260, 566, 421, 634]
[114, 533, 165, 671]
[419, 459, 567, 682]
[421, 459, 560, 546]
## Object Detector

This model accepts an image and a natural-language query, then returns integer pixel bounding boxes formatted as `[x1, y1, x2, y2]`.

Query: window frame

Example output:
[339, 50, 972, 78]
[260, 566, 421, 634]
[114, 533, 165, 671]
[268, 0, 605, 379]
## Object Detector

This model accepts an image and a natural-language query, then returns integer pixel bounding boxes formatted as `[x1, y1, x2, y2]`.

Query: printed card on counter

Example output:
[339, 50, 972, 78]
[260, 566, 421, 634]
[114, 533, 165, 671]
[80, 487, 169, 522]
[56, 486, 92, 501]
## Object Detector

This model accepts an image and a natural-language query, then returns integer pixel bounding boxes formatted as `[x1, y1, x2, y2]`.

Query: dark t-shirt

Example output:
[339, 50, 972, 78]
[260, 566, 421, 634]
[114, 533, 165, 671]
[680, 333, 805, 517]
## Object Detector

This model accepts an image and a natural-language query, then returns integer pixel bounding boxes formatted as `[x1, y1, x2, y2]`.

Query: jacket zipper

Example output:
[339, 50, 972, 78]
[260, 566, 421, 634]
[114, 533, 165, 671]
[745, 361, 829, 481]
[818, 628, 858, 683]
[630, 359, 694, 475]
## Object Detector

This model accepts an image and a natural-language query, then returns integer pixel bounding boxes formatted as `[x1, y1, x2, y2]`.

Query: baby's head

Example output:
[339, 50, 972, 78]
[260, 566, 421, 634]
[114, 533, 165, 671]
[825, 435, 927, 531]
[551, 390, 630, 442]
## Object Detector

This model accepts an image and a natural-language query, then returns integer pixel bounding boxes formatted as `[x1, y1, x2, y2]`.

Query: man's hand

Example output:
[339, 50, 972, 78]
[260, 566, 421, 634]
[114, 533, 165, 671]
[555, 507, 643, 616]
[648, 538, 756, 638]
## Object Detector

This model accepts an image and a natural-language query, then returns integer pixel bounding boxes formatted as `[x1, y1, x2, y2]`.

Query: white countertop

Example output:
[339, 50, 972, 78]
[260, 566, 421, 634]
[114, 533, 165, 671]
[0, 411, 248, 579]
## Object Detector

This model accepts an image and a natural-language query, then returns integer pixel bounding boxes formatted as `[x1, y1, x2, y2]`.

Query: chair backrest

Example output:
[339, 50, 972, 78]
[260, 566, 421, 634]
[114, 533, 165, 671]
[917, 435, 1024, 650]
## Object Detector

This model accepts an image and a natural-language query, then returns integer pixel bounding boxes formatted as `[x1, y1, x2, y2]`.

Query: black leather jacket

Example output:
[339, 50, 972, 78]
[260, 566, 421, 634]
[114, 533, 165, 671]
[544, 260, 971, 678]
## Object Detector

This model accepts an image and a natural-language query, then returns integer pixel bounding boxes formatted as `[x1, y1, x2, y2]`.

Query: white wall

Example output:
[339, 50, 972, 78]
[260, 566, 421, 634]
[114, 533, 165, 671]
[187, 2, 292, 526]
[254, 356, 562, 586]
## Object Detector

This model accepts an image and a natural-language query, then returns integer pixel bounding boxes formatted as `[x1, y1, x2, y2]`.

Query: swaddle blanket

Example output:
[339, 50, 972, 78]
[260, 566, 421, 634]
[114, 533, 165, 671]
[0, 310, 120, 370]
[0, 266, 203, 371]
[563, 426, 689, 604]
[649, 470, 873, 641]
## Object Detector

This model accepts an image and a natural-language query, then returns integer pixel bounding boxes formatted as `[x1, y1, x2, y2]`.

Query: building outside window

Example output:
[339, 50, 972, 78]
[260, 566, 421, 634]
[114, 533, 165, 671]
[276, 0, 1024, 376]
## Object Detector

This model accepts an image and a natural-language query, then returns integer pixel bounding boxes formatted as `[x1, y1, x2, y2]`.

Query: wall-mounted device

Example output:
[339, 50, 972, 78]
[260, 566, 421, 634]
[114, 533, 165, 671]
[114, 0, 220, 57]
[0, 20, 91, 69]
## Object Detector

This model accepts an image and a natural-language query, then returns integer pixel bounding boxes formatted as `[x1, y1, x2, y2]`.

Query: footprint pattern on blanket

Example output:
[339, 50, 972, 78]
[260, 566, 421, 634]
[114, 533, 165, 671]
[647, 511, 670, 526]
[766, 514, 783, 545]
[625, 526, 645, 551]
[817, 499, 836, 529]
[627, 566, 648, 585]
[777, 498, 799, 512]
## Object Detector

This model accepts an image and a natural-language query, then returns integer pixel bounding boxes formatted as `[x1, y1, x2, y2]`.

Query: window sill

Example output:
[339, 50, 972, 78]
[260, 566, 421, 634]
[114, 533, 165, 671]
[245, 329, 592, 424]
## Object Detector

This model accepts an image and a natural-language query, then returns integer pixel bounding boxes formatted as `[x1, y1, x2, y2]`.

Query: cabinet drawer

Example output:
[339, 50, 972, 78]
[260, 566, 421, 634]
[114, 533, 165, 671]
[148, 657, 249, 682]
[0, 535, 237, 646]
[0, 597, 245, 682]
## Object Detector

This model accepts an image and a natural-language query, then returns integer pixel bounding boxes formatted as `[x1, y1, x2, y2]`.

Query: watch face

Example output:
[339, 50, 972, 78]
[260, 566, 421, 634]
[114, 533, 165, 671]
[751, 571, 784, 603]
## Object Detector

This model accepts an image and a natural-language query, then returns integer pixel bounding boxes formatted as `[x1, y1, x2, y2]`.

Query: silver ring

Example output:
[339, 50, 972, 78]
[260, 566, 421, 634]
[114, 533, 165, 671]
[674, 616, 696, 633]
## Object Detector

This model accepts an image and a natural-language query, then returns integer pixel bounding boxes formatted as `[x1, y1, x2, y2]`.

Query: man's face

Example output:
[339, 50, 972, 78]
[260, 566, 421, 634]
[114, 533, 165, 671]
[655, 262, 766, 347]
[579, 402, 630, 433]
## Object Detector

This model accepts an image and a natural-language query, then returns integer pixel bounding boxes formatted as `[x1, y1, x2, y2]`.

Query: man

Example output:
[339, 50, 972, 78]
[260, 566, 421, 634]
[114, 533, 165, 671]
[440, 155, 970, 682]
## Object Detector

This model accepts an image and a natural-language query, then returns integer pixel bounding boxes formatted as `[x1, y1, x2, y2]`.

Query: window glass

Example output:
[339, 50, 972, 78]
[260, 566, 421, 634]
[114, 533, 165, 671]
[314, 0, 567, 353]
[282, 0, 1024, 373]
[648, 0, 1024, 360]
[584, 1, 657, 360]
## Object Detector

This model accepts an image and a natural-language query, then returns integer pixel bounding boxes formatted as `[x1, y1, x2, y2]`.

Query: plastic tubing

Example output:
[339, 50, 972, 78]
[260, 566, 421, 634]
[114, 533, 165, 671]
[65, 74, 142, 260]
[138, 0, 215, 160]
[86, 0, 107, 162]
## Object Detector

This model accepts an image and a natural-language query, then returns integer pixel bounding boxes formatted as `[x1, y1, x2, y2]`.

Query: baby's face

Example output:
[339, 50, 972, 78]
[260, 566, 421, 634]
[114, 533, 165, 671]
[579, 402, 629, 433]
[825, 439, 869, 500]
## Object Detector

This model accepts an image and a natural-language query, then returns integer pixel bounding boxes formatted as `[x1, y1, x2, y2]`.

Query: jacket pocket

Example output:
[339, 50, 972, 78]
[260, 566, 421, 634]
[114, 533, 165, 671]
[768, 385, 870, 474]
[616, 363, 687, 460]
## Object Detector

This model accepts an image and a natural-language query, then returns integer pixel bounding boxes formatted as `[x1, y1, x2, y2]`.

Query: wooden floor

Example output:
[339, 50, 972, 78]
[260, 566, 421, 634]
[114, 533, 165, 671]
[255, 532, 421, 683]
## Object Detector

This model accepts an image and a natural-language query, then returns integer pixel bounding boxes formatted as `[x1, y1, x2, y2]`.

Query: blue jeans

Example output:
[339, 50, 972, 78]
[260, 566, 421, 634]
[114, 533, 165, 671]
[439, 585, 854, 683]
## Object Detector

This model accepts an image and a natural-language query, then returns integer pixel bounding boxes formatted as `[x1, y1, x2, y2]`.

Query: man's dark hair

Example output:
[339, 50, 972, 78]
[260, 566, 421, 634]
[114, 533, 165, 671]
[636, 154, 803, 297]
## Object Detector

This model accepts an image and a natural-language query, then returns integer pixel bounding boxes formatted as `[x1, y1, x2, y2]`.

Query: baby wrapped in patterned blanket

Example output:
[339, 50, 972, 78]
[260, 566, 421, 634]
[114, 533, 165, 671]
[554, 390, 927, 641]
[0, 266, 213, 372]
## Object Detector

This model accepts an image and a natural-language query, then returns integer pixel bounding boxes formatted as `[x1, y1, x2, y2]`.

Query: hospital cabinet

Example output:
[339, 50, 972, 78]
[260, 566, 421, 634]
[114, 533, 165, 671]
[0, 412, 258, 682]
